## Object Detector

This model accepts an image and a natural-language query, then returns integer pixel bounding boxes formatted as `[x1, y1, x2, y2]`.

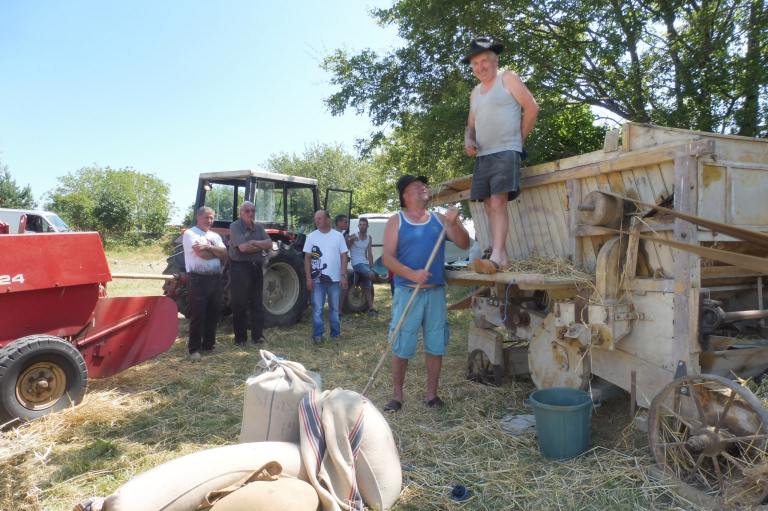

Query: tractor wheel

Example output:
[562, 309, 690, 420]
[0, 335, 88, 424]
[343, 272, 372, 314]
[263, 242, 308, 327]
[162, 252, 190, 318]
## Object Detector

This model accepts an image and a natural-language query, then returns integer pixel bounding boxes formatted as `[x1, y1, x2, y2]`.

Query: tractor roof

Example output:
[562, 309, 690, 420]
[198, 169, 317, 186]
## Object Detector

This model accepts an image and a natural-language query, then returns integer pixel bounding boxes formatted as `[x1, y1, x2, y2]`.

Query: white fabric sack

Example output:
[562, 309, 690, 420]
[356, 399, 402, 510]
[240, 349, 322, 443]
[209, 477, 319, 511]
[102, 442, 305, 511]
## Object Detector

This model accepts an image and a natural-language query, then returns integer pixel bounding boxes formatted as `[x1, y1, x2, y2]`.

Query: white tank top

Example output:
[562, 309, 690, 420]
[349, 232, 371, 266]
[472, 70, 522, 155]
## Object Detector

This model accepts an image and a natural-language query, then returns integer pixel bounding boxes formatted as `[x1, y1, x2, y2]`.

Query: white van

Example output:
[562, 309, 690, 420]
[349, 213, 474, 276]
[0, 208, 72, 234]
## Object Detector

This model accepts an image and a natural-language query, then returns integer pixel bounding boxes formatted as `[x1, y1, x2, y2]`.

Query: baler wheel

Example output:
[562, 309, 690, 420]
[0, 335, 88, 424]
[648, 374, 768, 507]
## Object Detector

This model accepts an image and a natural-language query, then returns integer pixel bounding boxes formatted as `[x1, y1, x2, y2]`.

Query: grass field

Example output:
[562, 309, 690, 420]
[0, 244, 711, 510]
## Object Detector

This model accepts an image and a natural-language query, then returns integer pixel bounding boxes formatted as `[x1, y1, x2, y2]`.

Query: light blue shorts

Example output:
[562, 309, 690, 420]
[389, 286, 449, 358]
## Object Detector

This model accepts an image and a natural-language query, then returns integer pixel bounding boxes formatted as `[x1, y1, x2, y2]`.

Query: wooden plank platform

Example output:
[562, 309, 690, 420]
[445, 269, 592, 291]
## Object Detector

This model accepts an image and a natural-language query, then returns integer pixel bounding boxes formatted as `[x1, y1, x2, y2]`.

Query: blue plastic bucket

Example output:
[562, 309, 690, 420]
[525, 387, 593, 460]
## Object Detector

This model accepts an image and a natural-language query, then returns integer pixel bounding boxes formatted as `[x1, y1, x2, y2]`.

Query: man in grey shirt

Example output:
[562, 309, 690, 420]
[229, 201, 273, 345]
[463, 37, 539, 273]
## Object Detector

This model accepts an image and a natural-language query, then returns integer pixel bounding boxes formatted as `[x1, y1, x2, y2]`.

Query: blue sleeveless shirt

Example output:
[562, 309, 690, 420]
[394, 211, 445, 287]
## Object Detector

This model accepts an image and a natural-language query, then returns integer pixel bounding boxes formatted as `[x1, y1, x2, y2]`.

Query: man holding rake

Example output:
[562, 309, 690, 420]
[381, 175, 469, 412]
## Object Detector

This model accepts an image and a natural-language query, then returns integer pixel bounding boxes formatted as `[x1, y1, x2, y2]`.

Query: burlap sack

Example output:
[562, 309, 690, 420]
[209, 478, 319, 511]
[240, 349, 322, 443]
[102, 442, 305, 511]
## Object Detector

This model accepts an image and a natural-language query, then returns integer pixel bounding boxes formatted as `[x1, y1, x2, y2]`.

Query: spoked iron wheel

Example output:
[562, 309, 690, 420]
[467, 349, 503, 387]
[648, 374, 768, 507]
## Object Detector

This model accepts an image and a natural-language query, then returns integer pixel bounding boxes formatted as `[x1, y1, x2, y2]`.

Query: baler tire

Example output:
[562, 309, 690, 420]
[0, 335, 88, 424]
[262, 243, 308, 328]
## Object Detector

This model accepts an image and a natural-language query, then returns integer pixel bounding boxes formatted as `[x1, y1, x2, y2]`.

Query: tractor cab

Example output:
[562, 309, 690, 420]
[196, 170, 352, 246]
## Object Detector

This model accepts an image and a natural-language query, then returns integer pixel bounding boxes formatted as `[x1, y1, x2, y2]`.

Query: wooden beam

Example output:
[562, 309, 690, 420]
[521, 140, 715, 189]
[445, 270, 590, 291]
[672, 154, 701, 375]
[602, 190, 768, 250]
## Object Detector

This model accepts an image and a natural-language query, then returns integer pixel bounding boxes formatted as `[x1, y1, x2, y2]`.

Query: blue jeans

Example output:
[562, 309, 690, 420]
[311, 281, 341, 338]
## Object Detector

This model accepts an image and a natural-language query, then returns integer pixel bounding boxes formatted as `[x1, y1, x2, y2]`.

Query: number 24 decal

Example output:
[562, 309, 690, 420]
[0, 274, 25, 285]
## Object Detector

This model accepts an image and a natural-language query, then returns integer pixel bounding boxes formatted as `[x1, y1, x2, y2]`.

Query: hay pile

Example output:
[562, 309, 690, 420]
[1, 300, 705, 511]
[501, 255, 594, 285]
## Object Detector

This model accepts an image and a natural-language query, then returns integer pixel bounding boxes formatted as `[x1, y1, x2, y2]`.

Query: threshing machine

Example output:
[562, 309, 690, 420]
[432, 123, 768, 507]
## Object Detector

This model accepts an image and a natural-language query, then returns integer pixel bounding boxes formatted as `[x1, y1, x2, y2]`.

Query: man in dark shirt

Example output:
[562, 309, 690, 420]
[228, 200, 273, 346]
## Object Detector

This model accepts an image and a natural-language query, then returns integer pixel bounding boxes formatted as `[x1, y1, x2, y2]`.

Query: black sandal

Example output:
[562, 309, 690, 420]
[425, 396, 445, 408]
[383, 399, 402, 413]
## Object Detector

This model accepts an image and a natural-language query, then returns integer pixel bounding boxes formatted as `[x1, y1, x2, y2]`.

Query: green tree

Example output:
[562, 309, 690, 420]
[263, 142, 391, 215]
[323, 0, 766, 179]
[47, 166, 173, 236]
[0, 166, 36, 209]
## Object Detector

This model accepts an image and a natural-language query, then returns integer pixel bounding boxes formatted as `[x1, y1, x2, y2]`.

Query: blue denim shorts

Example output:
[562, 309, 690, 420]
[470, 150, 521, 201]
[389, 286, 449, 358]
[352, 262, 373, 288]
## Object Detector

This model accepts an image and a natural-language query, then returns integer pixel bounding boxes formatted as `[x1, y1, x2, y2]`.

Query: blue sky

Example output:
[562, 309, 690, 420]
[0, 1, 400, 222]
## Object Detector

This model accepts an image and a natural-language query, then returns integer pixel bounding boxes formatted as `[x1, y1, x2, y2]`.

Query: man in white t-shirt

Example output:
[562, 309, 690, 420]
[182, 206, 228, 360]
[347, 217, 378, 317]
[303, 210, 348, 345]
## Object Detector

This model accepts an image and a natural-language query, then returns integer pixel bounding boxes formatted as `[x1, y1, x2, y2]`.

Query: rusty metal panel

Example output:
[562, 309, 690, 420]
[698, 164, 727, 224]
[730, 167, 768, 226]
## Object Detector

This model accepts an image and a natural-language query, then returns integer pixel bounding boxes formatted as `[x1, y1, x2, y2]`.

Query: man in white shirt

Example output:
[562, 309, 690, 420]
[304, 210, 348, 345]
[182, 207, 228, 360]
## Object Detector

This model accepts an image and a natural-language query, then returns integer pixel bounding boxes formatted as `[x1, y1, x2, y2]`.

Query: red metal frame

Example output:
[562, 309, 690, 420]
[0, 232, 178, 378]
